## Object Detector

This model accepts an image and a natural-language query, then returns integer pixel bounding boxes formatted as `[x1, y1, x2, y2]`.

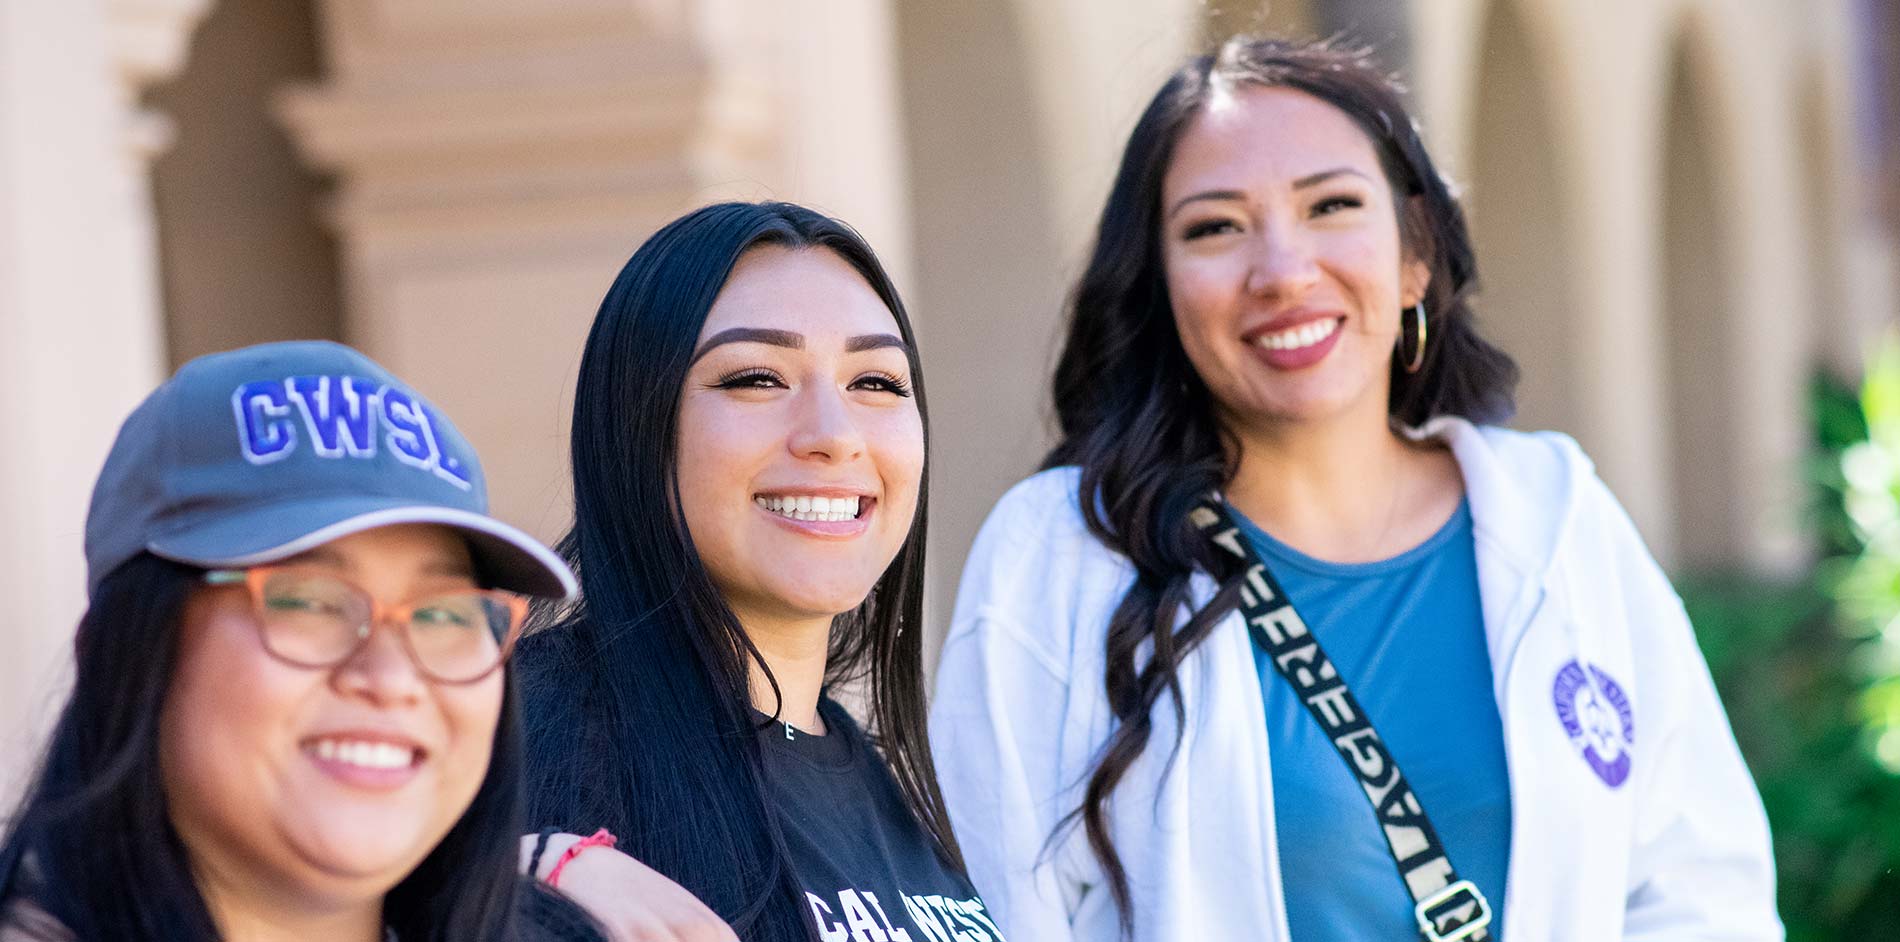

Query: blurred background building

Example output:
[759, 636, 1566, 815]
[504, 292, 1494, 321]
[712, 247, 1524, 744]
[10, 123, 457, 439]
[3, 0, 1896, 901]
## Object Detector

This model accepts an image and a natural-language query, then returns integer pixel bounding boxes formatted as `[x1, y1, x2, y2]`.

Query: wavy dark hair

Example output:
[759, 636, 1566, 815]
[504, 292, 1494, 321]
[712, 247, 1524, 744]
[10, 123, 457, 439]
[0, 553, 529, 941]
[517, 201, 960, 942]
[1043, 36, 1519, 934]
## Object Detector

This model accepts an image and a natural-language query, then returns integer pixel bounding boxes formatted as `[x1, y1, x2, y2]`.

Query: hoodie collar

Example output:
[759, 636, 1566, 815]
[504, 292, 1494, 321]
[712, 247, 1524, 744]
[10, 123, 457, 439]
[1404, 415, 1580, 585]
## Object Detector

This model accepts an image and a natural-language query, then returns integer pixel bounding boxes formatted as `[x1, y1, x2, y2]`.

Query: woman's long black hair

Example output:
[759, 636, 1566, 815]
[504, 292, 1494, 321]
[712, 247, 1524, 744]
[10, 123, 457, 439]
[1043, 37, 1519, 934]
[0, 553, 529, 941]
[516, 201, 959, 942]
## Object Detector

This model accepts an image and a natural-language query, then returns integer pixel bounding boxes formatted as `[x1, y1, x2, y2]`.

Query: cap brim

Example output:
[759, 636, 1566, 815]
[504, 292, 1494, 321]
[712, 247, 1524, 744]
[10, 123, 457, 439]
[148, 498, 577, 600]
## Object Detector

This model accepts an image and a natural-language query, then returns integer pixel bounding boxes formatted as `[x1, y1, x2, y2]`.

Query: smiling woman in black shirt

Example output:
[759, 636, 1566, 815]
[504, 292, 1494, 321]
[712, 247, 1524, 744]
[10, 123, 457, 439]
[514, 201, 1001, 942]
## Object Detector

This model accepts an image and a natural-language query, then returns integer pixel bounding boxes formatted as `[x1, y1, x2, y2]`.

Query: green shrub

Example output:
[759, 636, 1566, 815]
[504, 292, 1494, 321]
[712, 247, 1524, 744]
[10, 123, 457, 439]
[1685, 342, 1900, 940]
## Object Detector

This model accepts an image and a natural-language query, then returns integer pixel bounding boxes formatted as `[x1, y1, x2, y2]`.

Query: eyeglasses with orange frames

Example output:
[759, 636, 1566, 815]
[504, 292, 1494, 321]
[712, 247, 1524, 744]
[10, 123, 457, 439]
[202, 566, 528, 684]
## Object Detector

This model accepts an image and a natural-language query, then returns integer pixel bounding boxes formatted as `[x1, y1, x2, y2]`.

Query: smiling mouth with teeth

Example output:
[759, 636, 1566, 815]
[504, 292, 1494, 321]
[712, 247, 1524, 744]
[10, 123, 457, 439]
[307, 738, 422, 770]
[1255, 317, 1342, 351]
[753, 494, 865, 522]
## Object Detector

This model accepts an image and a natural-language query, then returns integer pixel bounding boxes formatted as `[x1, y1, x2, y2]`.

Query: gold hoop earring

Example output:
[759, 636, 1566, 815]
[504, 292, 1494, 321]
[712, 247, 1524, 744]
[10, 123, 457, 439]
[1403, 302, 1428, 374]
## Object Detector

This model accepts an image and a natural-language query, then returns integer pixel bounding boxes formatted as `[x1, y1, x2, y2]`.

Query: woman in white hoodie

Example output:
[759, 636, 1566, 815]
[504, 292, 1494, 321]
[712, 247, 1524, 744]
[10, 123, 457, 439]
[929, 36, 1780, 942]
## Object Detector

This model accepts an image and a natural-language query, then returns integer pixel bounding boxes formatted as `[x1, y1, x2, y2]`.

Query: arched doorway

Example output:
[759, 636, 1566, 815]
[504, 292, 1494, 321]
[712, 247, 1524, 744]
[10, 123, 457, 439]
[1799, 67, 1853, 381]
[1466, 0, 1579, 439]
[145, 0, 340, 369]
[893, 0, 1065, 661]
[1657, 33, 1744, 570]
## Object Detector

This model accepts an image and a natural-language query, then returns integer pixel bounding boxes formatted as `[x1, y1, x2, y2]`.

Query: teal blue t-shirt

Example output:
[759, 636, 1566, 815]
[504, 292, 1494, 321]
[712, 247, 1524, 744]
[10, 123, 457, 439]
[1235, 501, 1510, 940]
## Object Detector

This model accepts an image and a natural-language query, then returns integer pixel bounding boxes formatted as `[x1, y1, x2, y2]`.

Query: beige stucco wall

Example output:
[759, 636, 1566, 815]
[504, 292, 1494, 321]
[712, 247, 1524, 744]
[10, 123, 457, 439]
[0, 0, 206, 800]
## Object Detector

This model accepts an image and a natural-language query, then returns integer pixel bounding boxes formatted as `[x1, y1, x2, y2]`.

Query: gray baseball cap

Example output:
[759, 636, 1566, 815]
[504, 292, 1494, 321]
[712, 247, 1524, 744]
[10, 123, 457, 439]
[84, 340, 576, 600]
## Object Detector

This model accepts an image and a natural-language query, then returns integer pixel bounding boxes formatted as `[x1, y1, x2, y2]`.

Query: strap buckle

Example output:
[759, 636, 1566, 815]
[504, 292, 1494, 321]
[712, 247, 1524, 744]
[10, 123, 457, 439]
[1414, 879, 1492, 942]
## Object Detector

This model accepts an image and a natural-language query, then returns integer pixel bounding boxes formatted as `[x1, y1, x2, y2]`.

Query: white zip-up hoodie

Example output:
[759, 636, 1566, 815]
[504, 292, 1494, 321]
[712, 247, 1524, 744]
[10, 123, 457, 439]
[930, 419, 1781, 941]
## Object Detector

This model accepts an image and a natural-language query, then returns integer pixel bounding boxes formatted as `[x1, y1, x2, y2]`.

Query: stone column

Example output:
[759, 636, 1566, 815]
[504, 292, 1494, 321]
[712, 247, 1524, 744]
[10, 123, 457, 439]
[896, 0, 1201, 666]
[1008, 0, 1201, 263]
[0, 0, 211, 800]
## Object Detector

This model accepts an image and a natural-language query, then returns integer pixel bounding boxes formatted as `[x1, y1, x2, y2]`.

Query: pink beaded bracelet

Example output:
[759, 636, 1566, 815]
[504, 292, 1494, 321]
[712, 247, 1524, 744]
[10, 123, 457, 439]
[545, 828, 618, 888]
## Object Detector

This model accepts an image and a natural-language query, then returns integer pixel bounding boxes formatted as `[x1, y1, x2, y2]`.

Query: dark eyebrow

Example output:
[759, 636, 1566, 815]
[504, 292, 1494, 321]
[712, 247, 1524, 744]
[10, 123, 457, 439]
[422, 557, 478, 579]
[1292, 167, 1374, 190]
[1167, 189, 1246, 220]
[1166, 168, 1375, 220]
[690, 328, 804, 364]
[846, 333, 908, 354]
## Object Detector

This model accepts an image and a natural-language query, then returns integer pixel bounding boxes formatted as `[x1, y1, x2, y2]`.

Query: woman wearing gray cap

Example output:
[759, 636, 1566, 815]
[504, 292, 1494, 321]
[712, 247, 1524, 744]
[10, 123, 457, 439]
[0, 341, 589, 942]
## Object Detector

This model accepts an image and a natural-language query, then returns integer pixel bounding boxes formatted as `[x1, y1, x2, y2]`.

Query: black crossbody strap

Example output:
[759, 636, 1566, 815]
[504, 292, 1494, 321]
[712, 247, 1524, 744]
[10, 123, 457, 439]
[1192, 499, 1494, 942]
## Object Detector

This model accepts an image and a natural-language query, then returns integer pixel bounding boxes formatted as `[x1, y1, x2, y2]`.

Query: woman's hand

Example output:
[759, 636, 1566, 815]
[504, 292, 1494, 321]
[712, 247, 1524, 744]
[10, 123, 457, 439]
[524, 833, 740, 942]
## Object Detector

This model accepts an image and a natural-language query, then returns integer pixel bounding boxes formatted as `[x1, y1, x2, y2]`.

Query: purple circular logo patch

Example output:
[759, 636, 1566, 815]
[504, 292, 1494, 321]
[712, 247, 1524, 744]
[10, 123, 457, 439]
[1552, 659, 1635, 788]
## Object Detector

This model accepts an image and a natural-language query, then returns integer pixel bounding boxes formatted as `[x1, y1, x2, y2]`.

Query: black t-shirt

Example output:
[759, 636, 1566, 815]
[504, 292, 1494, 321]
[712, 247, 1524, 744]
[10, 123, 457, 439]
[763, 698, 1008, 942]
